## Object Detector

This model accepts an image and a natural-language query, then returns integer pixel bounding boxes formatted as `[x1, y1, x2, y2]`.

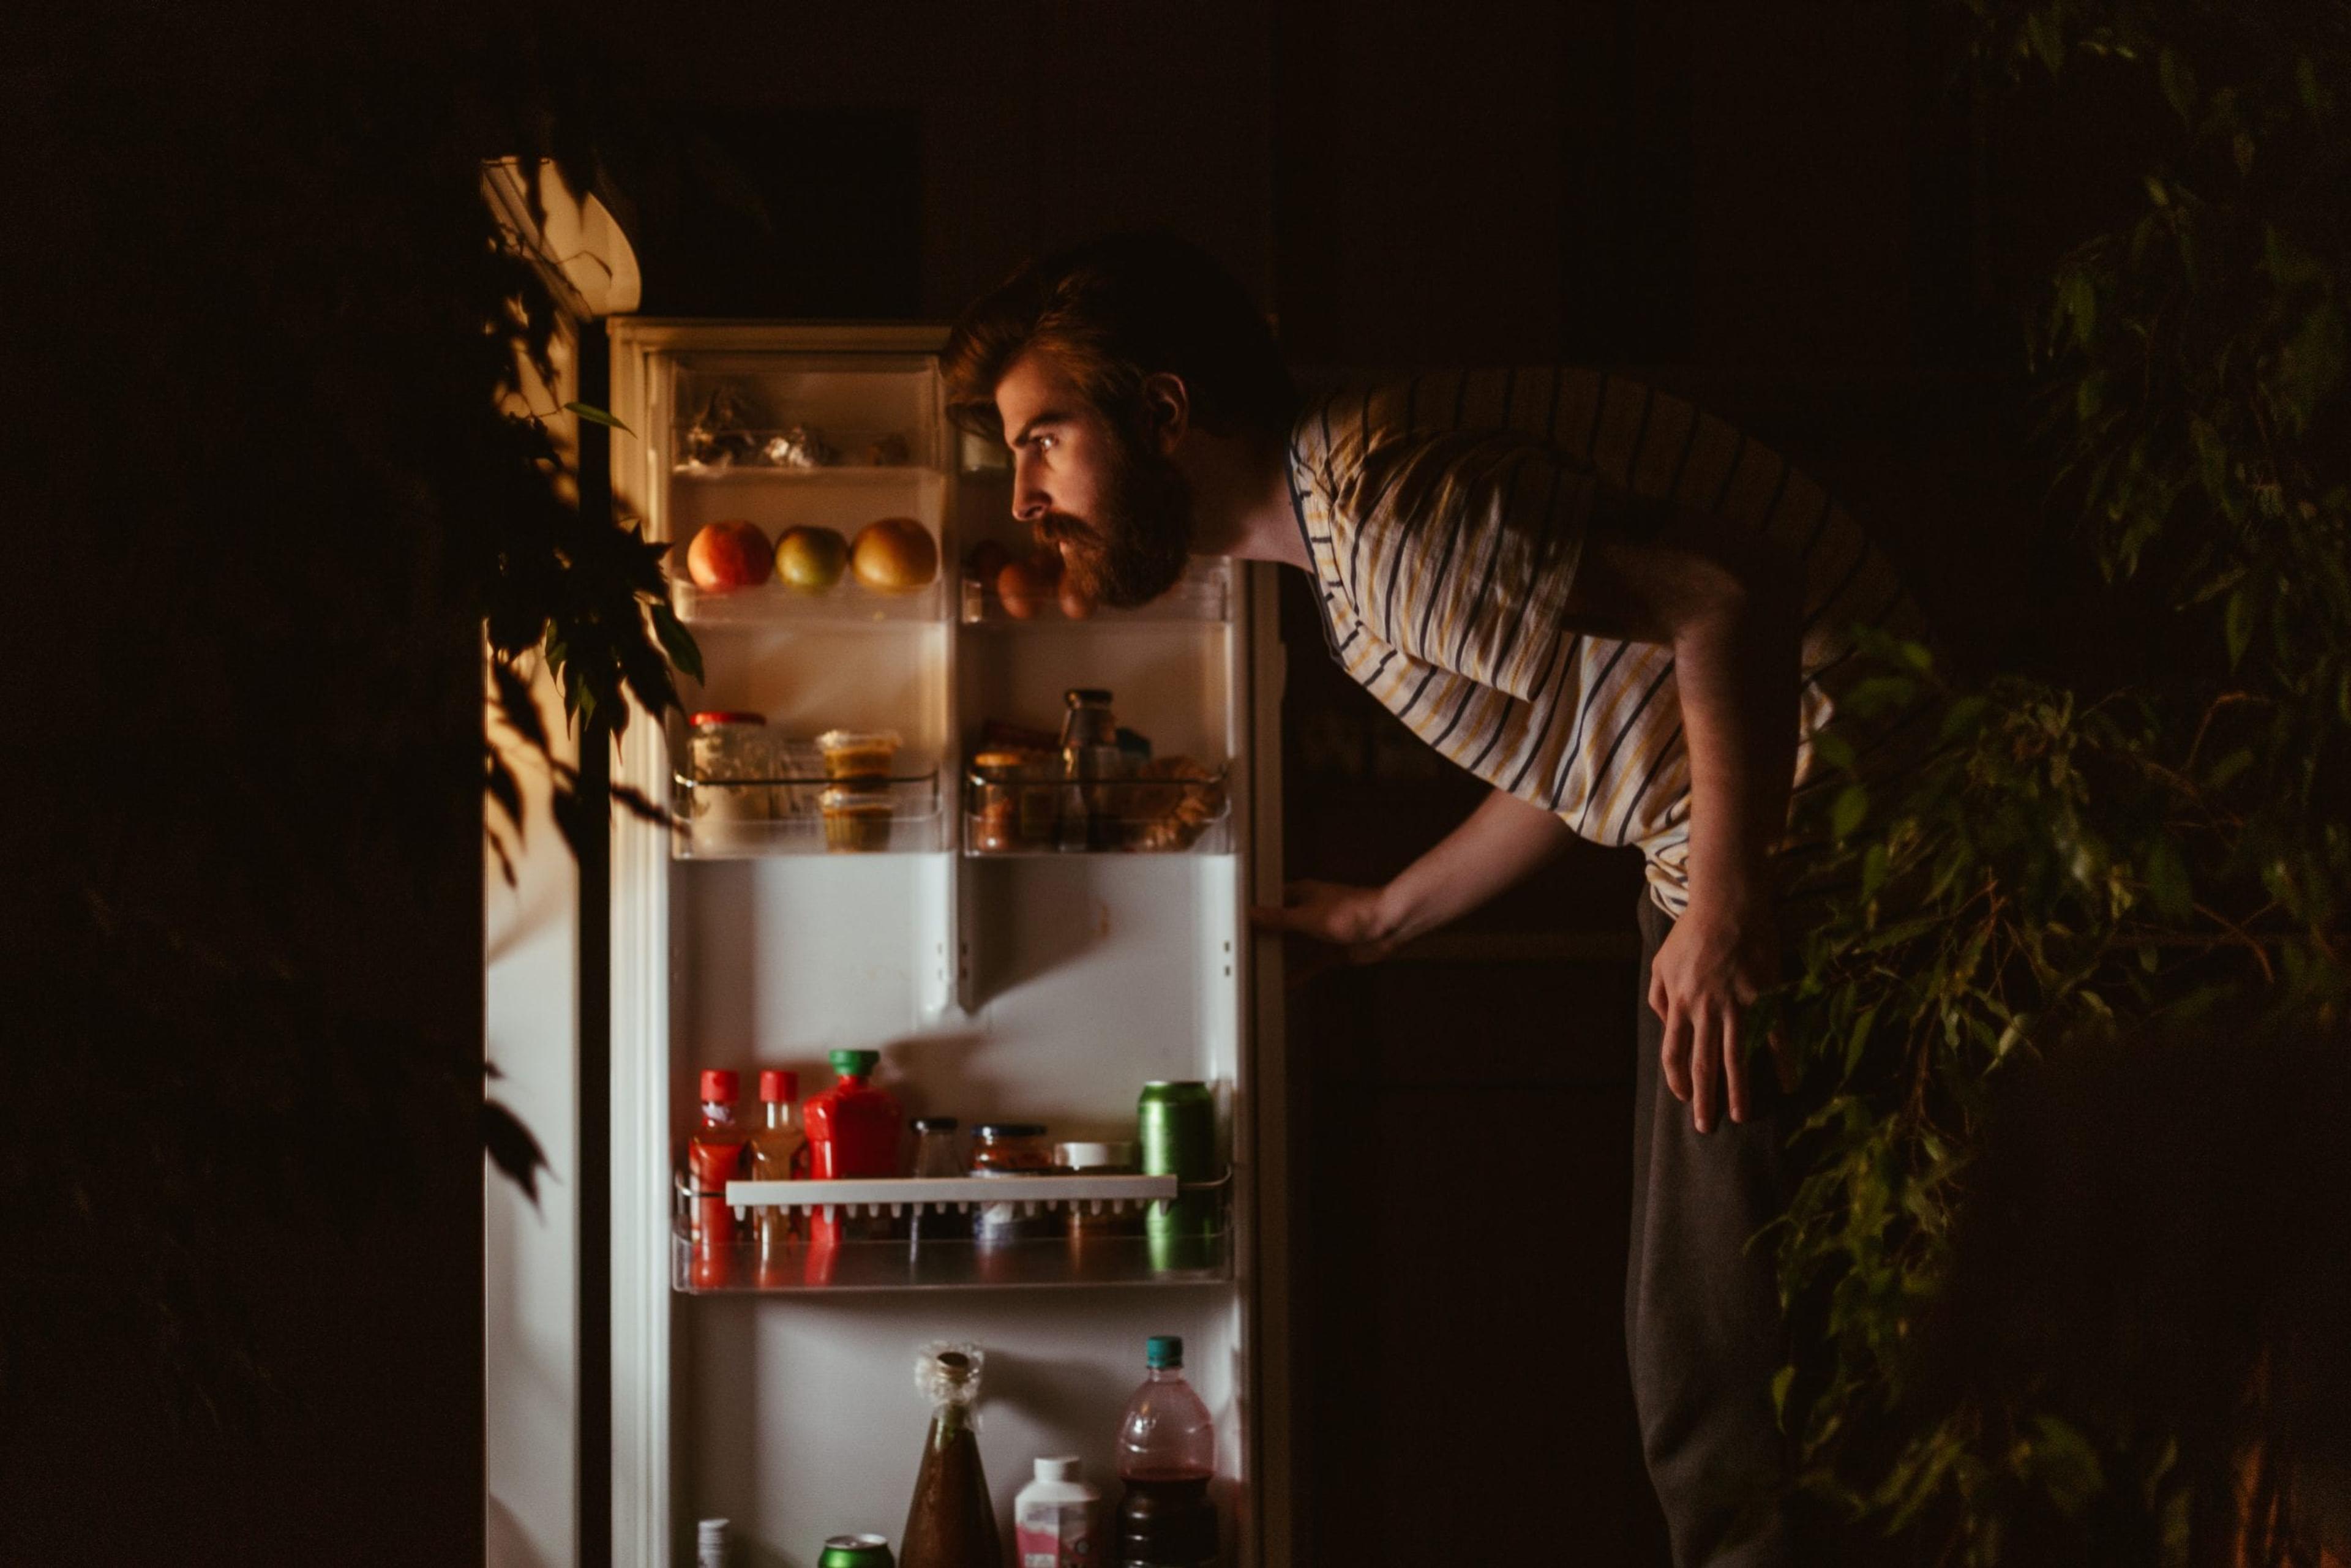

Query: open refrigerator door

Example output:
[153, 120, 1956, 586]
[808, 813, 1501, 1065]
[604, 321, 1288, 1567]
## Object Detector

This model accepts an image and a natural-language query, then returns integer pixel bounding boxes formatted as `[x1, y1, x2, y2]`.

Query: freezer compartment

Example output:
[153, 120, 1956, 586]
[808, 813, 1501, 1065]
[959, 558, 1232, 625]
[672, 356, 941, 472]
[962, 763, 1232, 856]
[672, 769, 943, 858]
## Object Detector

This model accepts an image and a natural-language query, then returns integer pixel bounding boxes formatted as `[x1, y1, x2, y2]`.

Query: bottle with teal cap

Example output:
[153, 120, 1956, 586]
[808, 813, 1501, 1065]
[1114, 1335, 1217, 1567]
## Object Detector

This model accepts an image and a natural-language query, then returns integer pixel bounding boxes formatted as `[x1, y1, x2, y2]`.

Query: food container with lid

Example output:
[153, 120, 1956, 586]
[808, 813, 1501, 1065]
[815, 729, 901, 781]
[818, 784, 894, 852]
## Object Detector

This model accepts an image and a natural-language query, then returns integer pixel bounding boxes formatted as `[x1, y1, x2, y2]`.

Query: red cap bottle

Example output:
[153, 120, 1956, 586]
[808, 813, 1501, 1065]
[758, 1069, 800, 1104]
[700, 1068, 740, 1105]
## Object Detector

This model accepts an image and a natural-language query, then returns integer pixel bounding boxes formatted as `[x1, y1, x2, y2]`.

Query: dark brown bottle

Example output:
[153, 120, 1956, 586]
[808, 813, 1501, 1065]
[900, 1346, 1002, 1568]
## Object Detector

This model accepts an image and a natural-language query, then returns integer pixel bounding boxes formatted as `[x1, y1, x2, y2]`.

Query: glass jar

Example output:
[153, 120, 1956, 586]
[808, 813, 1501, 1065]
[970, 749, 1043, 853]
[688, 711, 772, 833]
[1059, 1140, 1143, 1244]
[970, 1122, 1059, 1244]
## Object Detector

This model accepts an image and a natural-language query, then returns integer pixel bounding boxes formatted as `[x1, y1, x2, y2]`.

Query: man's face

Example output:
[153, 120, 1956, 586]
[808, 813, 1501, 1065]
[994, 350, 1194, 608]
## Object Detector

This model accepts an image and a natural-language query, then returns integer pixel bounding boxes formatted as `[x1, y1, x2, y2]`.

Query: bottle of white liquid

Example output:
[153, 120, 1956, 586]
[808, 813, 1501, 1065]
[1014, 1455, 1101, 1568]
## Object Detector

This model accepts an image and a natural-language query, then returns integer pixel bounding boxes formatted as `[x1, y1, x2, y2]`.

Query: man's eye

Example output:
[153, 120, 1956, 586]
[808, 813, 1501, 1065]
[1033, 432, 1058, 452]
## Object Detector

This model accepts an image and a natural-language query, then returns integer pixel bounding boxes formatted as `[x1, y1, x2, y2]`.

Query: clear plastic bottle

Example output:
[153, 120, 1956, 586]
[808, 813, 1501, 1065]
[749, 1070, 805, 1266]
[1114, 1336, 1217, 1567]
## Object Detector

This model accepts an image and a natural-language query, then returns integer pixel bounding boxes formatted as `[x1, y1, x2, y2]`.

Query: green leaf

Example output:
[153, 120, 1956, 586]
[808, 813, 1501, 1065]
[564, 400, 634, 435]
[2144, 837, 2192, 921]
[2205, 748, 2252, 790]
[2025, 12, 2064, 73]
[2224, 587, 2254, 668]
[648, 599, 704, 685]
[2156, 47, 2195, 126]
[1831, 786, 1870, 841]
[1771, 1364, 1796, 1425]
[2143, 173, 2169, 208]
[2026, 1413, 2107, 1514]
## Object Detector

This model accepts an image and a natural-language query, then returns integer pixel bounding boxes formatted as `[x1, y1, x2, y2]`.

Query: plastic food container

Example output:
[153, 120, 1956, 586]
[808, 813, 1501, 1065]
[815, 729, 900, 781]
[819, 784, 894, 852]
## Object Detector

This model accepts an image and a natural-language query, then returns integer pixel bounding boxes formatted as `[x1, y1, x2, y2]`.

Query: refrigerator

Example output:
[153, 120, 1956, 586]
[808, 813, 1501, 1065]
[599, 320, 1293, 1567]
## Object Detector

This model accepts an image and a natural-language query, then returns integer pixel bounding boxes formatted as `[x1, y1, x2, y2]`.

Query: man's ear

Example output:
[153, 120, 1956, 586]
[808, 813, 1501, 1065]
[1137, 372, 1191, 454]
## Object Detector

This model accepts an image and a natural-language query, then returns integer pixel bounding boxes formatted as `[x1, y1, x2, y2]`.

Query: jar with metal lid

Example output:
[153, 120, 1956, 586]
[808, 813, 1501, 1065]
[970, 749, 1055, 852]
[1057, 689, 1125, 851]
[969, 1122, 1059, 1243]
[687, 711, 772, 833]
[1059, 1140, 1143, 1245]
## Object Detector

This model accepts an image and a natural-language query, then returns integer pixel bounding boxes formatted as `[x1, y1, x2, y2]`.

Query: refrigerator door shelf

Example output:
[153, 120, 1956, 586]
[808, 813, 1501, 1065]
[670, 1225, 1232, 1294]
[672, 769, 942, 858]
[672, 573, 948, 628]
[723, 1173, 1179, 1209]
[959, 557, 1231, 626]
[962, 767, 1232, 857]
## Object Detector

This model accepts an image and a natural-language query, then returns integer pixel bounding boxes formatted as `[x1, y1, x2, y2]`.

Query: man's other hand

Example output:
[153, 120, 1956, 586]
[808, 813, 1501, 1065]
[1646, 900, 1788, 1133]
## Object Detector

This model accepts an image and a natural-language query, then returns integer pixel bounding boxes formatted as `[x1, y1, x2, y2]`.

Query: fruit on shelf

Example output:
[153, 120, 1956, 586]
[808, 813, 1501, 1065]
[996, 549, 1061, 620]
[775, 525, 849, 593]
[685, 519, 774, 590]
[962, 538, 1012, 586]
[850, 517, 940, 593]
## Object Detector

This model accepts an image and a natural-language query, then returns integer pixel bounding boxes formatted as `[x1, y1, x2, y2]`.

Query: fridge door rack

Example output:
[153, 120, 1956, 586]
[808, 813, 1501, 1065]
[672, 767, 942, 858]
[962, 764, 1232, 857]
[958, 557, 1231, 626]
[671, 572, 948, 627]
[671, 426, 934, 475]
[716, 1172, 1226, 1218]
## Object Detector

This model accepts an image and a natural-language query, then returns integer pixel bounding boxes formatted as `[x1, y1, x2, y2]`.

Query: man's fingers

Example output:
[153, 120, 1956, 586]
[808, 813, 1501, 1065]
[1689, 1003, 1719, 1134]
[1660, 1000, 1693, 1104]
[1723, 1005, 1749, 1127]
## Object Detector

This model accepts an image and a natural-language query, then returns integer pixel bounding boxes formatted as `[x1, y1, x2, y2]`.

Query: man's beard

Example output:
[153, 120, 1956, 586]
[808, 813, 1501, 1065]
[1039, 426, 1194, 609]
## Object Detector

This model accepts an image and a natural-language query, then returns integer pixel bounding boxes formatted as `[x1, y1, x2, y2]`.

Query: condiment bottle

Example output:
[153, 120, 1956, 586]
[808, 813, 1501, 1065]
[1014, 1457, 1101, 1568]
[1114, 1336, 1217, 1568]
[804, 1049, 902, 1178]
[749, 1070, 805, 1269]
[804, 1049, 904, 1247]
[686, 1070, 751, 1289]
[900, 1345, 1003, 1568]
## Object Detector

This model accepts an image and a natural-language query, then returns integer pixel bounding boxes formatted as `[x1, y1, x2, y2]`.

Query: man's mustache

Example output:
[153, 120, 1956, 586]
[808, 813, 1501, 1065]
[1037, 512, 1103, 549]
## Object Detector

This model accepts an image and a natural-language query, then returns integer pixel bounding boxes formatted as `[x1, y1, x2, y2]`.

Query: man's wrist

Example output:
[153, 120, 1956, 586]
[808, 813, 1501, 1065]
[1370, 879, 1419, 948]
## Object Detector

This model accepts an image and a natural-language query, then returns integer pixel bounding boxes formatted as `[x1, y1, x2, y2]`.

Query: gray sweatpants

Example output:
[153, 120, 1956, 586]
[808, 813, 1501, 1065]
[1628, 895, 1800, 1566]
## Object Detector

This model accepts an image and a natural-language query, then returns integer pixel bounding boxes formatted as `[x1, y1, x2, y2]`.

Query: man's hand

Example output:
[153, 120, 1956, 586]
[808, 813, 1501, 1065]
[1248, 879, 1403, 984]
[1647, 899, 1787, 1133]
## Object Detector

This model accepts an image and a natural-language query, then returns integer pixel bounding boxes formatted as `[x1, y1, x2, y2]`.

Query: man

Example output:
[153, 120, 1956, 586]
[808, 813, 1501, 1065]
[944, 233, 1922, 1566]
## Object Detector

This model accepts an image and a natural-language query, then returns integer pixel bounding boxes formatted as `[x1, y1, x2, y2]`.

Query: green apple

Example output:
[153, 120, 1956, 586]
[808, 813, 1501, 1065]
[774, 525, 849, 593]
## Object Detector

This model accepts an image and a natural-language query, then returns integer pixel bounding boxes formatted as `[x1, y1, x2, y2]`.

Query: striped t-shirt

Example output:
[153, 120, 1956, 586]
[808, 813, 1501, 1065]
[1283, 367, 1927, 918]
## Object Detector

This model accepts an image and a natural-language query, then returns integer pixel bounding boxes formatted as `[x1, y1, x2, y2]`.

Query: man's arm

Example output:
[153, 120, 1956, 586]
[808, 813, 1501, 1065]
[1568, 508, 1803, 1131]
[1250, 787, 1575, 966]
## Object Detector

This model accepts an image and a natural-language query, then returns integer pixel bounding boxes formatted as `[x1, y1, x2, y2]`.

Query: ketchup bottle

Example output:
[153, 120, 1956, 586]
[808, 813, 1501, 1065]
[686, 1069, 751, 1289]
[804, 1049, 902, 1177]
[804, 1049, 903, 1253]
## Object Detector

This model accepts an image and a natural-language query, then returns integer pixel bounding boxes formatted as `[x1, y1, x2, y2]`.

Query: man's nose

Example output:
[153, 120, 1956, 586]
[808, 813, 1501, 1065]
[1012, 476, 1048, 523]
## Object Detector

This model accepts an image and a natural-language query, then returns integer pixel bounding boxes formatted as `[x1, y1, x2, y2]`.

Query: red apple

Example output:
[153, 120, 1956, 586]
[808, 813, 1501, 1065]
[686, 520, 774, 590]
[997, 558, 1052, 620]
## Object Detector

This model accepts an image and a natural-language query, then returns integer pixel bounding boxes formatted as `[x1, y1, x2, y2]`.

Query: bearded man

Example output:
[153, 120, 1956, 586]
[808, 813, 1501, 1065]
[942, 232, 1922, 1567]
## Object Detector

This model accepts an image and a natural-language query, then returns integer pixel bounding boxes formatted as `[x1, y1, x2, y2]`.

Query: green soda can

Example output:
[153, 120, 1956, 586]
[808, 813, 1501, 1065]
[817, 1536, 894, 1568]
[1138, 1080, 1218, 1239]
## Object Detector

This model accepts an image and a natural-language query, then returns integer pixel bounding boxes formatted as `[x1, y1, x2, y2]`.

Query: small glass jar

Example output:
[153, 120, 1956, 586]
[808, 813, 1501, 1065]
[970, 749, 1035, 853]
[1059, 1140, 1144, 1244]
[819, 784, 894, 852]
[970, 1122, 1058, 1244]
[687, 711, 771, 831]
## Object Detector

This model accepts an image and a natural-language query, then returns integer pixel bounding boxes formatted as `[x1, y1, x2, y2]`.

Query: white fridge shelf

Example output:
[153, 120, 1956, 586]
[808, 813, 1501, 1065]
[672, 770, 943, 858]
[672, 574, 947, 628]
[958, 558, 1231, 626]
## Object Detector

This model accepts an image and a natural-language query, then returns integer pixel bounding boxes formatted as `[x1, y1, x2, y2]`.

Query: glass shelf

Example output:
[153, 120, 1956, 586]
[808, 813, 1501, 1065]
[959, 559, 1231, 626]
[672, 573, 947, 628]
[962, 765, 1231, 857]
[672, 1226, 1231, 1294]
[672, 770, 942, 859]
[672, 426, 936, 475]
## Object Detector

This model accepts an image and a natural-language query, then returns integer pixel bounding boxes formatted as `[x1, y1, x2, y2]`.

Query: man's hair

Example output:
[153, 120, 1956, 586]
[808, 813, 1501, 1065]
[942, 231, 1297, 445]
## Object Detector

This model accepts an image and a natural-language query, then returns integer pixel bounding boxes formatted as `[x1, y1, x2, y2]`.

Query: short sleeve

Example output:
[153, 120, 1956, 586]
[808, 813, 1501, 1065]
[1334, 427, 1603, 702]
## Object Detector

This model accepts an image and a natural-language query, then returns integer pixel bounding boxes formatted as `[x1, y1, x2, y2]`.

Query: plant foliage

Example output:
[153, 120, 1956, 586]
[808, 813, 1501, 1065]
[1766, 3, 2351, 1562]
